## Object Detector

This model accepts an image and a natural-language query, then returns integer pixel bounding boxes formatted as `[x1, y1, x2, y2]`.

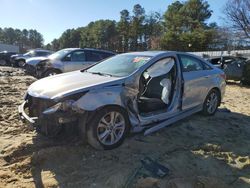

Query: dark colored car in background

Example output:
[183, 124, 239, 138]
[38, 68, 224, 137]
[25, 48, 116, 78]
[10, 49, 53, 67]
[207, 56, 249, 83]
[241, 59, 250, 85]
[0, 51, 17, 66]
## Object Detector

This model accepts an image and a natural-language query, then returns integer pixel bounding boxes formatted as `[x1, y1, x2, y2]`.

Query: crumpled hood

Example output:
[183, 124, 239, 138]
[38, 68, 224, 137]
[28, 71, 124, 100]
[26, 57, 48, 66]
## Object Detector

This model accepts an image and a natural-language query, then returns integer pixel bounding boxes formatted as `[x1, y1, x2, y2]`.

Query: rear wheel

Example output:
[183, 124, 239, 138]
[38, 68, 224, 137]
[202, 89, 220, 116]
[0, 59, 7, 66]
[86, 106, 130, 150]
[43, 69, 61, 77]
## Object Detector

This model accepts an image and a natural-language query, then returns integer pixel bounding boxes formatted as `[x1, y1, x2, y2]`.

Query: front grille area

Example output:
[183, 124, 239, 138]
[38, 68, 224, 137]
[27, 94, 55, 117]
[25, 64, 36, 74]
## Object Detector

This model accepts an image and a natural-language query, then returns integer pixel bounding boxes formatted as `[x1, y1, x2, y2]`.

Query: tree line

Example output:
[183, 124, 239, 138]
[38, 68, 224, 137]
[46, 0, 249, 52]
[1, 0, 249, 53]
[0, 28, 44, 52]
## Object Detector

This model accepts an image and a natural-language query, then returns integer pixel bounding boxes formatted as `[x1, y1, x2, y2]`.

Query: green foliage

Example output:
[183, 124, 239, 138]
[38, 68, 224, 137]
[49, 4, 164, 52]
[47, 1, 220, 52]
[161, 0, 216, 51]
[0, 27, 44, 51]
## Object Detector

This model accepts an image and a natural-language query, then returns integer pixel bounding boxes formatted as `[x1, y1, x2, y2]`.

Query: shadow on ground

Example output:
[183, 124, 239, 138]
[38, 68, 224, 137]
[21, 109, 250, 188]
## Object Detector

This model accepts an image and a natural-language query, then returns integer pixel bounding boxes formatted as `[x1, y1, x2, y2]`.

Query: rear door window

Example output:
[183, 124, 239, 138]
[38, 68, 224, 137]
[85, 51, 103, 62]
[178, 55, 204, 72]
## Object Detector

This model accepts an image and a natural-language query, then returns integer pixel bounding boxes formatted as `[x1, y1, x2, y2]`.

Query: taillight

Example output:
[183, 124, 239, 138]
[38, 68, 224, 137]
[220, 73, 226, 80]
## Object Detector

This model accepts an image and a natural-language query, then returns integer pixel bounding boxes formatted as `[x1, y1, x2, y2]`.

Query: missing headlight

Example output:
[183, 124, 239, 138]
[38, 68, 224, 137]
[43, 100, 75, 114]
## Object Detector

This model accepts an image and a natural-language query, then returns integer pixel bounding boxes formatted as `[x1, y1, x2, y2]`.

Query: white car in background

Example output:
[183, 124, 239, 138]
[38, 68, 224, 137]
[25, 48, 116, 78]
[10, 49, 53, 67]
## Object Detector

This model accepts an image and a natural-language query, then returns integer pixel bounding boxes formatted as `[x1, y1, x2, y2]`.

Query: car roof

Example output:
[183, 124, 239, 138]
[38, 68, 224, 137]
[84, 48, 116, 54]
[123, 51, 175, 57]
[61, 48, 116, 54]
[29, 49, 53, 53]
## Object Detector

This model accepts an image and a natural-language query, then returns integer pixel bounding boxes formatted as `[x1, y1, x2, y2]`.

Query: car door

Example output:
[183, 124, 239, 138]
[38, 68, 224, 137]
[178, 54, 211, 110]
[63, 50, 86, 72]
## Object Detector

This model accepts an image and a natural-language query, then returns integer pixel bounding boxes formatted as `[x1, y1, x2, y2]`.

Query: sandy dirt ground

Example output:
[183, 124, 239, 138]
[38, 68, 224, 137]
[0, 66, 250, 188]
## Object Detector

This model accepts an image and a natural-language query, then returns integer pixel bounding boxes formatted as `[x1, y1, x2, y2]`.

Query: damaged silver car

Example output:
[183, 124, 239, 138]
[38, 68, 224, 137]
[19, 51, 226, 150]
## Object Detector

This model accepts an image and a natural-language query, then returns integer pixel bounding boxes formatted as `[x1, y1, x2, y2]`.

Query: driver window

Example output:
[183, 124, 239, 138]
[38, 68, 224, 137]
[179, 55, 203, 72]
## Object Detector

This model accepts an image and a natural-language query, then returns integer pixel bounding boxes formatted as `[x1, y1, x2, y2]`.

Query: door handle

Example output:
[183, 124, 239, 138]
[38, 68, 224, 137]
[204, 75, 210, 78]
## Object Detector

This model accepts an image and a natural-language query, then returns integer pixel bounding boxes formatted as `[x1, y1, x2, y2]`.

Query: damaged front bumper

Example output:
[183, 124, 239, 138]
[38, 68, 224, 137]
[18, 100, 78, 131]
[18, 101, 38, 124]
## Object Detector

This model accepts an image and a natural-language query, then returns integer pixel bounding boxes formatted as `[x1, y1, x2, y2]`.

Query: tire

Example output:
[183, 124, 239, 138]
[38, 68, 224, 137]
[86, 106, 130, 150]
[18, 60, 25, 67]
[0, 59, 7, 66]
[43, 69, 61, 77]
[202, 89, 220, 116]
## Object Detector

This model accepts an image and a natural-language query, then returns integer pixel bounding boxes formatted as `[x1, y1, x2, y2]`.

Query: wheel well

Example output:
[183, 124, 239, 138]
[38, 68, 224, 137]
[17, 59, 25, 62]
[42, 68, 62, 77]
[88, 104, 131, 125]
[97, 104, 128, 115]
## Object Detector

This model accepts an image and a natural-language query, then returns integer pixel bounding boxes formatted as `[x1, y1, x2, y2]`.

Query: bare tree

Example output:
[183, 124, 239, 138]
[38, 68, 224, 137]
[224, 0, 250, 38]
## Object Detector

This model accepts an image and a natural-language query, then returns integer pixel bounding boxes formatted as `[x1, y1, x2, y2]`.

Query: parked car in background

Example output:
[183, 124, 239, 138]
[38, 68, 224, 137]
[10, 49, 53, 67]
[241, 59, 250, 85]
[0, 51, 17, 66]
[19, 51, 226, 150]
[207, 56, 248, 82]
[25, 48, 116, 78]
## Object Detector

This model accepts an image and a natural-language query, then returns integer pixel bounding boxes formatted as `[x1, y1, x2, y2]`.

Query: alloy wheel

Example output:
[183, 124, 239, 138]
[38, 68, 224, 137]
[97, 111, 126, 146]
[206, 92, 218, 114]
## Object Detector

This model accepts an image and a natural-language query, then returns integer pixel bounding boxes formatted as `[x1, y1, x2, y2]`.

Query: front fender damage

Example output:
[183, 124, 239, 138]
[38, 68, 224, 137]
[74, 85, 141, 129]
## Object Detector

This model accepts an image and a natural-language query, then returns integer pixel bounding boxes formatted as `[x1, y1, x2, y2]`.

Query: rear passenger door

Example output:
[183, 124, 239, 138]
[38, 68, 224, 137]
[63, 50, 86, 72]
[178, 54, 212, 110]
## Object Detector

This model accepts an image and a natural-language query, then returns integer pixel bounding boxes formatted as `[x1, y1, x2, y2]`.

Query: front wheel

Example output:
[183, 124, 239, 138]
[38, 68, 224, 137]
[18, 60, 25, 67]
[202, 89, 220, 116]
[86, 106, 130, 150]
[0, 59, 7, 66]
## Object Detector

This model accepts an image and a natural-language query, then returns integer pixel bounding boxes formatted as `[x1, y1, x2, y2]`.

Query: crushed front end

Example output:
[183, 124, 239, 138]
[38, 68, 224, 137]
[18, 93, 79, 137]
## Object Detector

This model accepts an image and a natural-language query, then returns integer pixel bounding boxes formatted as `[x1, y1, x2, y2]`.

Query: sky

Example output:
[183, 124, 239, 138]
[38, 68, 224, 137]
[0, 0, 227, 44]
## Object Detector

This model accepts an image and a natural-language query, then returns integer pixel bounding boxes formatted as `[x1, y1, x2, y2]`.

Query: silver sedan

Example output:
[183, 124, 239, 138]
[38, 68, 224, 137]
[19, 51, 226, 150]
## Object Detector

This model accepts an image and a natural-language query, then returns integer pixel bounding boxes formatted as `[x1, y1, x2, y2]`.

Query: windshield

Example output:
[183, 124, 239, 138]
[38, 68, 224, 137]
[87, 54, 151, 77]
[48, 49, 72, 60]
[24, 51, 34, 56]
